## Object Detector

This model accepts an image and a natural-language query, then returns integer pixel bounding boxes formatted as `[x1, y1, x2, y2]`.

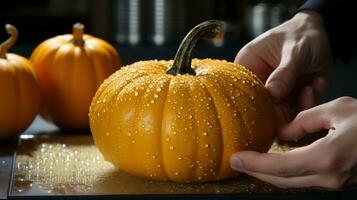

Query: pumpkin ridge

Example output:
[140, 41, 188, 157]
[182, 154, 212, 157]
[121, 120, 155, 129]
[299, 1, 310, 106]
[120, 74, 168, 176]
[158, 76, 172, 180]
[186, 78, 213, 181]
[196, 77, 224, 180]
[204, 71, 252, 148]
[96, 75, 155, 164]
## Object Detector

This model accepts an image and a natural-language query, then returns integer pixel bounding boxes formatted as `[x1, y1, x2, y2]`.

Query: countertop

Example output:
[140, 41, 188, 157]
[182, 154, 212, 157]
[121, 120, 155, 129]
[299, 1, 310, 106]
[1, 117, 357, 199]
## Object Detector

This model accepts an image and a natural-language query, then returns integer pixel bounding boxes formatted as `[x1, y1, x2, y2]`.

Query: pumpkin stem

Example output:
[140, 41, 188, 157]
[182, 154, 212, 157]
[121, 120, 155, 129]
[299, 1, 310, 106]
[72, 23, 85, 46]
[0, 24, 18, 59]
[166, 20, 224, 76]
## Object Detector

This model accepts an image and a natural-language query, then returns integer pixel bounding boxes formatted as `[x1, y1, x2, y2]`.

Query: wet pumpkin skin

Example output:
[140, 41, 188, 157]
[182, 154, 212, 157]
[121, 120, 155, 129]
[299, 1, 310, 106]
[30, 23, 122, 131]
[89, 21, 276, 182]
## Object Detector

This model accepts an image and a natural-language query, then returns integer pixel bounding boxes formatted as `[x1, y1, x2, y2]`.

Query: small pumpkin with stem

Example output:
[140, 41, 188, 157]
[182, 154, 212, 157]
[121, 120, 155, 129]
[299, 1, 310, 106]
[30, 23, 122, 131]
[89, 20, 276, 182]
[0, 24, 41, 139]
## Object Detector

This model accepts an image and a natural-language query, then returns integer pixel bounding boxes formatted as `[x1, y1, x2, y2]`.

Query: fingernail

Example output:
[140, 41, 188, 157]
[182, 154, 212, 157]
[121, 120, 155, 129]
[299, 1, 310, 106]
[230, 156, 244, 172]
[267, 80, 286, 99]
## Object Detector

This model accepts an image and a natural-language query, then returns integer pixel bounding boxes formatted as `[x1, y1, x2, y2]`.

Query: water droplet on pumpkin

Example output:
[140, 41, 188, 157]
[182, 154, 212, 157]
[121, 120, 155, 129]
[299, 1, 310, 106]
[169, 146, 175, 150]
[202, 132, 208, 136]
[178, 157, 182, 160]
[152, 155, 157, 159]
[204, 144, 210, 148]
[131, 140, 136, 144]
[156, 164, 161, 168]
[250, 95, 255, 100]
[251, 120, 256, 125]
[105, 132, 110, 136]
[188, 114, 193, 119]
[134, 91, 138, 96]
[150, 100, 154, 104]
[154, 94, 159, 98]
[175, 172, 180, 176]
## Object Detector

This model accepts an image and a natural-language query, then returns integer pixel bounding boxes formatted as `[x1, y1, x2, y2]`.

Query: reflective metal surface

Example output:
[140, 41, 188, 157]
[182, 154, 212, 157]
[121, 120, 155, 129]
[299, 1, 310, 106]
[9, 134, 315, 197]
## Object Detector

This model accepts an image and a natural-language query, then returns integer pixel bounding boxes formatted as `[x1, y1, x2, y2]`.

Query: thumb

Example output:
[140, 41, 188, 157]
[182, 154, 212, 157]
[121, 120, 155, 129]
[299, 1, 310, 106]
[266, 56, 300, 99]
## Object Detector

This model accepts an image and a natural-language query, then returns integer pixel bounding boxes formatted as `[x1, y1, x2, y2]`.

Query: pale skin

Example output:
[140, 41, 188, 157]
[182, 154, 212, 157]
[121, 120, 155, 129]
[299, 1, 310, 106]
[231, 11, 357, 189]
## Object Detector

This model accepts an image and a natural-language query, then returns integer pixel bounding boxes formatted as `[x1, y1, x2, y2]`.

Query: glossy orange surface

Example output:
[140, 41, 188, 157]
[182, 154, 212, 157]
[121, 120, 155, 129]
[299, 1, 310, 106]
[89, 59, 276, 182]
[30, 23, 122, 130]
[0, 24, 41, 139]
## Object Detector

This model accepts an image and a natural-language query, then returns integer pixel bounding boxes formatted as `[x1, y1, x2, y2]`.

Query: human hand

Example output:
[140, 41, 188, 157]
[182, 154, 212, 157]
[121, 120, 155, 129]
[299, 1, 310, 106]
[230, 97, 357, 189]
[235, 11, 333, 124]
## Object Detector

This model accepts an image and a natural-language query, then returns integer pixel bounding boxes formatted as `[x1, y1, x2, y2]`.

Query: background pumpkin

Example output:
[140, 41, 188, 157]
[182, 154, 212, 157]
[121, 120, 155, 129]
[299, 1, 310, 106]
[30, 23, 122, 131]
[89, 20, 276, 182]
[0, 24, 41, 139]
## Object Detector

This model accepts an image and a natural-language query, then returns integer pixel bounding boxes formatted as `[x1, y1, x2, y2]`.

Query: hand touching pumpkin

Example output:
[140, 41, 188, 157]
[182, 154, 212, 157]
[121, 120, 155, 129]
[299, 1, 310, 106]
[234, 11, 332, 124]
[231, 10, 357, 189]
[230, 97, 357, 189]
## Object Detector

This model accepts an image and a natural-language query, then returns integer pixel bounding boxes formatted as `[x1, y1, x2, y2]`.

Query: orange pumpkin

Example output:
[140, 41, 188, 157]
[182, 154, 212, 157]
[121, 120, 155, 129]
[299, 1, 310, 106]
[30, 23, 122, 130]
[89, 20, 276, 182]
[0, 24, 41, 139]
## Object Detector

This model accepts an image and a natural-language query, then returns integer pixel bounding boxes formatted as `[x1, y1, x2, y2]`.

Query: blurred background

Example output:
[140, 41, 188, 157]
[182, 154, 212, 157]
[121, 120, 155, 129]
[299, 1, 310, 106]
[1, 0, 356, 102]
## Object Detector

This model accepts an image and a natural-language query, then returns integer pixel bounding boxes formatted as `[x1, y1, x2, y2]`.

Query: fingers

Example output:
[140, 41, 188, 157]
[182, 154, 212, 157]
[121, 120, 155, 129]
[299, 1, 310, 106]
[243, 171, 323, 188]
[243, 171, 347, 189]
[234, 47, 273, 83]
[266, 56, 300, 99]
[278, 103, 332, 140]
[230, 142, 322, 177]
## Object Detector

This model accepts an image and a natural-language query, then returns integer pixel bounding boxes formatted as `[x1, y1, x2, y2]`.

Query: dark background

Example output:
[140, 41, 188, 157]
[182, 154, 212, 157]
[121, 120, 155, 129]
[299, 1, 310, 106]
[0, 0, 356, 102]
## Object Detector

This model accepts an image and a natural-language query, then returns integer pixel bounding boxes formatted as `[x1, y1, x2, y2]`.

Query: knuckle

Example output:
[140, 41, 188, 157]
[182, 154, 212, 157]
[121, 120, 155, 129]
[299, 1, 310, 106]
[335, 96, 355, 104]
[327, 96, 356, 114]
[296, 110, 307, 120]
